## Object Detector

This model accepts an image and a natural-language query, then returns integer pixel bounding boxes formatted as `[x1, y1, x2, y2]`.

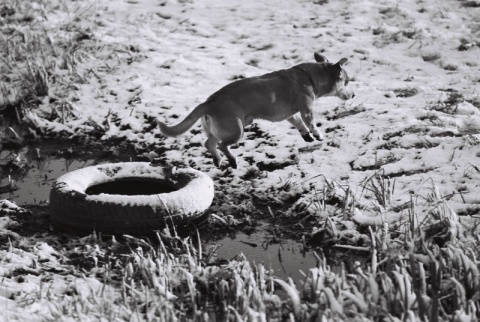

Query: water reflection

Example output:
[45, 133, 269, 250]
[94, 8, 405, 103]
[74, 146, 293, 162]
[0, 146, 96, 205]
[204, 223, 317, 282]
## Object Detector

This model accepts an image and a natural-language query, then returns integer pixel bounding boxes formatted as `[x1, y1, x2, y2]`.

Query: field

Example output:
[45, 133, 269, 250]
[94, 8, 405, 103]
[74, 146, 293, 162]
[1, 0, 480, 320]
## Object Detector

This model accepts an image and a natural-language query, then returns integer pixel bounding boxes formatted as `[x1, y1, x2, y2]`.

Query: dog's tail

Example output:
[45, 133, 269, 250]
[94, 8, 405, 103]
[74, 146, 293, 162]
[158, 104, 208, 137]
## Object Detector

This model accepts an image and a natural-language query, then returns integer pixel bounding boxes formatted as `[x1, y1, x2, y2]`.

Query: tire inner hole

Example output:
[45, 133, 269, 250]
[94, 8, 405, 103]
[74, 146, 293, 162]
[86, 178, 176, 196]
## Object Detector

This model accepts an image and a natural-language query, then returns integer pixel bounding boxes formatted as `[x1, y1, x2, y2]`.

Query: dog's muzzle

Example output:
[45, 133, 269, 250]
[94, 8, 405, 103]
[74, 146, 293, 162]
[338, 88, 355, 100]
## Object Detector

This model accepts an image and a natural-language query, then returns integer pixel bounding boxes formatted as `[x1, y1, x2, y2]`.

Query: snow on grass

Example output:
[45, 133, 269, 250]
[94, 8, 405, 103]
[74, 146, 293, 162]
[1, 0, 480, 319]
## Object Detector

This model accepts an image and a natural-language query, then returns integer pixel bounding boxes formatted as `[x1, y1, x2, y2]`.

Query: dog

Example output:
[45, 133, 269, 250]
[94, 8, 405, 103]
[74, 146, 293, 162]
[158, 52, 354, 168]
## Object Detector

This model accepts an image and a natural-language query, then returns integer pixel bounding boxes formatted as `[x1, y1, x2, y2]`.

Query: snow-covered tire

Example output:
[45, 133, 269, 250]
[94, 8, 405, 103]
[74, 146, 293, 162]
[50, 162, 214, 235]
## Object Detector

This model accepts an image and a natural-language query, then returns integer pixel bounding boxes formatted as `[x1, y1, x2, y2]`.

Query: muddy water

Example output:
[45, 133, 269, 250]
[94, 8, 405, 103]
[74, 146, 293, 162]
[0, 147, 97, 204]
[1, 146, 318, 281]
[206, 225, 317, 281]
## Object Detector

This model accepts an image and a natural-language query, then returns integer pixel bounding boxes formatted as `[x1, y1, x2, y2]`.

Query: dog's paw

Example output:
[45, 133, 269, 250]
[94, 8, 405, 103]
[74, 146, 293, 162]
[213, 157, 222, 168]
[302, 133, 315, 142]
[314, 133, 324, 141]
[227, 157, 238, 169]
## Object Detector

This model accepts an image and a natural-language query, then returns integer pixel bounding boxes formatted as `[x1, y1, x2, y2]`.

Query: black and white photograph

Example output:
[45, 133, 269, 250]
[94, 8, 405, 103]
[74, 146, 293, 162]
[1, 0, 479, 320]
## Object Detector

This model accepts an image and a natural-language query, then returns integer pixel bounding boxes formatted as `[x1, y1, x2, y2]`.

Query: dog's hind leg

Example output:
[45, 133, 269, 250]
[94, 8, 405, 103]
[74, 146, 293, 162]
[202, 115, 223, 167]
[205, 136, 222, 167]
[218, 118, 243, 169]
[287, 114, 315, 142]
[219, 141, 238, 169]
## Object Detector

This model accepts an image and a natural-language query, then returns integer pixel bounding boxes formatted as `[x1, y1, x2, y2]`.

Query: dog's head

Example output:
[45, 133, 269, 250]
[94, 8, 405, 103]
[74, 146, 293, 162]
[314, 53, 354, 100]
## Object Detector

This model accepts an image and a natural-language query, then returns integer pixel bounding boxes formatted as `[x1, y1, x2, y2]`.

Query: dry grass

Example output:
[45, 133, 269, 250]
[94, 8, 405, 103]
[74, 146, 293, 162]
[0, 0, 96, 127]
[4, 175, 474, 321]
[25, 200, 478, 321]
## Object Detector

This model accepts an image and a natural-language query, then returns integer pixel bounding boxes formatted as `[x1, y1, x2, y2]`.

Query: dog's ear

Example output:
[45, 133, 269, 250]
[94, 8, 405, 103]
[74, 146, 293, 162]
[314, 52, 329, 63]
[336, 58, 348, 67]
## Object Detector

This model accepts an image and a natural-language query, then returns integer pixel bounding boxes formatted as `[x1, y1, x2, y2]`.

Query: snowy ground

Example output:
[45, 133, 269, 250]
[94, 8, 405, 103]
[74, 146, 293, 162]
[1, 0, 480, 319]
[26, 0, 480, 227]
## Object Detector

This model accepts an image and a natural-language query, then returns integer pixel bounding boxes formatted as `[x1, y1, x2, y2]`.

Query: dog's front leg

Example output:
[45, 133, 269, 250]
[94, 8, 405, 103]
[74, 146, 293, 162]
[287, 114, 314, 142]
[300, 110, 324, 141]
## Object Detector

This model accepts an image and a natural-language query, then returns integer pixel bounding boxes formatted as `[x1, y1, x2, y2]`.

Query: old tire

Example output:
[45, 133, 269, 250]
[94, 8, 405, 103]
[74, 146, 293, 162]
[50, 162, 214, 235]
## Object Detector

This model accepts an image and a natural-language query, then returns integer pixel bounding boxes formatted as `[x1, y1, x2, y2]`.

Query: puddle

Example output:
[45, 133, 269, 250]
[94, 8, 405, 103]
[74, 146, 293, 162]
[204, 224, 318, 281]
[0, 147, 96, 205]
[1, 145, 320, 281]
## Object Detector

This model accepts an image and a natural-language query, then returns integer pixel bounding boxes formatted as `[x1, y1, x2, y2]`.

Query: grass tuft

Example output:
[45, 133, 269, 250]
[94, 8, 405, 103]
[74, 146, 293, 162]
[0, 0, 97, 133]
